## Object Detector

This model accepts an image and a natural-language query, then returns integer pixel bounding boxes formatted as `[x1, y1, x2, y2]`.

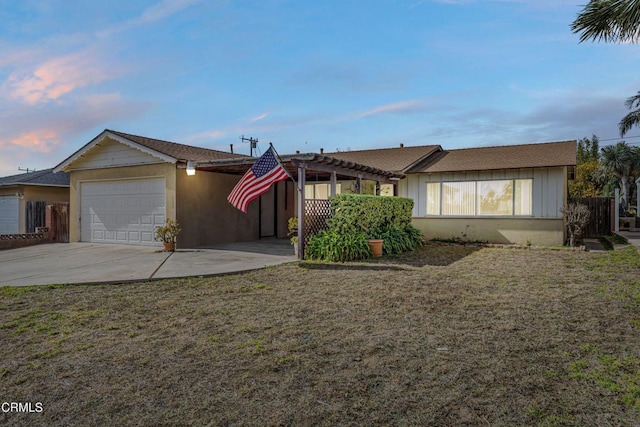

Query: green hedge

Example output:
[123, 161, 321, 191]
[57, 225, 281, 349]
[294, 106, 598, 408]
[306, 194, 423, 261]
[327, 194, 414, 236]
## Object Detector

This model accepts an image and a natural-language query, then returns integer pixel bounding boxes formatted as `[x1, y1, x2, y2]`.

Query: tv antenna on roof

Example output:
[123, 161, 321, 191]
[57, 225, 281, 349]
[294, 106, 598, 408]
[18, 167, 36, 173]
[240, 135, 258, 157]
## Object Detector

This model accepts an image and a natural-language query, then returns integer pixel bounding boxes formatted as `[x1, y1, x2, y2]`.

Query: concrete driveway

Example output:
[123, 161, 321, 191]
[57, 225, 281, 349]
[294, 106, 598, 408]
[0, 240, 296, 287]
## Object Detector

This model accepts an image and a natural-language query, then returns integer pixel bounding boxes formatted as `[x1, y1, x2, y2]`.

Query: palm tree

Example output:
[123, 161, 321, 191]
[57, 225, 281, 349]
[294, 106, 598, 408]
[572, 1, 640, 136]
[571, 0, 640, 43]
[620, 92, 640, 136]
[601, 142, 640, 205]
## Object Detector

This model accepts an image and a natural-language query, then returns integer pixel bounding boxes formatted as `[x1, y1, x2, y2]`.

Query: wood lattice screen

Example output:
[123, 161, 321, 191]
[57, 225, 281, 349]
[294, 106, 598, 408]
[304, 199, 332, 242]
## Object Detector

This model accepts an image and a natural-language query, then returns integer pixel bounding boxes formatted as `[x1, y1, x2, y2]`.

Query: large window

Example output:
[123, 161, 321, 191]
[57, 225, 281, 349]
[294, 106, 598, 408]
[426, 179, 532, 216]
[305, 183, 342, 200]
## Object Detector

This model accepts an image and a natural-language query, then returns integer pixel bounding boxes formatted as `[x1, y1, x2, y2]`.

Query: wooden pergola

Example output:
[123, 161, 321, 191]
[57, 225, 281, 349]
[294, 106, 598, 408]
[193, 153, 405, 258]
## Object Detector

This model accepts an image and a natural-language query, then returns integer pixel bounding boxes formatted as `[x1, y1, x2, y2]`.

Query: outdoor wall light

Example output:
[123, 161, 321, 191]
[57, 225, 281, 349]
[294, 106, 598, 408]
[186, 161, 196, 176]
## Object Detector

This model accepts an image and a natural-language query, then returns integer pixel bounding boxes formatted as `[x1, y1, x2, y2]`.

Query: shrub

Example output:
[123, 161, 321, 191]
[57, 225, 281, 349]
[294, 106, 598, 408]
[328, 194, 414, 237]
[305, 230, 370, 262]
[373, 224, 424, 255]
[303, 194, 423, 261]
[560, 203, 591, 247]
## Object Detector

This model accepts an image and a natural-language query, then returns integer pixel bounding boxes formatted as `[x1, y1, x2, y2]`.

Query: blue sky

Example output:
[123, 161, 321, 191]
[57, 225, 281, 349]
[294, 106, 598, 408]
[1, 0, 638, 176]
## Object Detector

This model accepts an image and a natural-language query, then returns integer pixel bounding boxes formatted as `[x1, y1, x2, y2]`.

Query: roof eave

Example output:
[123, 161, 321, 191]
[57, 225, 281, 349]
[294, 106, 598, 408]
[412, 163, 577, 174]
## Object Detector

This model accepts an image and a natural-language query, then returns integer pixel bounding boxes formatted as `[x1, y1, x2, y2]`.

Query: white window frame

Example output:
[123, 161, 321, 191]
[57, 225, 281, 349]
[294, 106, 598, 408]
[426, 178, 533, 217]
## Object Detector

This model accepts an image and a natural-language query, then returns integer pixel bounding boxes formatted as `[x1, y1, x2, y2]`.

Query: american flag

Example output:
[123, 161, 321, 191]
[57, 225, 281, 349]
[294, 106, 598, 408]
[227, 146, 290, 213]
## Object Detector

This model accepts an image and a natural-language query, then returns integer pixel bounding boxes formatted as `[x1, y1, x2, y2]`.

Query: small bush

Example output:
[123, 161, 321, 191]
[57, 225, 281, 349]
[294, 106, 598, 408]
[305, 230, 370, 262]
[372, 225, 424, 255]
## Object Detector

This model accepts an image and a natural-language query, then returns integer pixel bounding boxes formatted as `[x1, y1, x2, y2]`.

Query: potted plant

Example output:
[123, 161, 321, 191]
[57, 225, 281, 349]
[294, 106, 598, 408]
[288, 217, 298, 255]
[367, 238, 384, 257]
[366, 230, 384, 258]
[154, 218, 181, 251]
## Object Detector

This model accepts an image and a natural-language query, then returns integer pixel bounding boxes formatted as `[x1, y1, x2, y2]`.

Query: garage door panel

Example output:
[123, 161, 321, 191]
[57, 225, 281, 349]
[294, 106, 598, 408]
[81, 178, 165, 246]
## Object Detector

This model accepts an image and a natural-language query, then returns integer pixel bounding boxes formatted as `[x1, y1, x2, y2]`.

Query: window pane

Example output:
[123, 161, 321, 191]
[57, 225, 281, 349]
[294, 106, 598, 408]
[478, 180, 513, 215]
[442, 182, 475, 215]
[380, 184, 394, 196]
[515, 179, 533, 215]
[316, 184, 329, 200]
[426, 182, 440, 215]
[305, 184, 315, 199]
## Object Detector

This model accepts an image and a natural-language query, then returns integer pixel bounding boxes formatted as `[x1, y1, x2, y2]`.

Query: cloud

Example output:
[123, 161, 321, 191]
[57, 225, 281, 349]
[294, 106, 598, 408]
[97, 0, 202, 38]
[0, 92, 150, 153]
[250, 112, 270, 122]
[357, 99, 430, 118]
[2, 49, 119, 105]
[8, 130, 60, 151]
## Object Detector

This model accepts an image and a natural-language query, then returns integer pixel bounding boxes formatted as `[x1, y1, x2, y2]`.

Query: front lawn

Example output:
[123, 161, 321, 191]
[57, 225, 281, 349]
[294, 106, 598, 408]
[1, 245, 640, 425]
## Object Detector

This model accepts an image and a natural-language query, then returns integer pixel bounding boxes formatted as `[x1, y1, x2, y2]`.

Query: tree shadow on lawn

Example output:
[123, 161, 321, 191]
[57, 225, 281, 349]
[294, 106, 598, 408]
[300, 244, 482, 270]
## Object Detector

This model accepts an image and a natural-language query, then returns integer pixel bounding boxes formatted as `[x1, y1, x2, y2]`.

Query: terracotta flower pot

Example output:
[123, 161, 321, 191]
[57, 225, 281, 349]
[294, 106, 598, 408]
[163, 242, 176, 252]
[368, 239, 383, 257]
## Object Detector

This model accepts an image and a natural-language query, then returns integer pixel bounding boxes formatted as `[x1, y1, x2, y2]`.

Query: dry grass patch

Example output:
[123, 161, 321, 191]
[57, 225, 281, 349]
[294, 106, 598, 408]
[1, 245, 640, 425]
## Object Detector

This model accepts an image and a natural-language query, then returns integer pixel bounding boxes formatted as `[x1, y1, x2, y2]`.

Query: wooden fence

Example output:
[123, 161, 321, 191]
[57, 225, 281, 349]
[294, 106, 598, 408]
[26, 201, 47, 233]
[50, 202, 69, 243]
[568, 197, 613, 237]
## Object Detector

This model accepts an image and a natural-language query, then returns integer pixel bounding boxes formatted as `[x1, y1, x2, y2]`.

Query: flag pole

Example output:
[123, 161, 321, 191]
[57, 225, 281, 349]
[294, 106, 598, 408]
[269, 142, 296, 186]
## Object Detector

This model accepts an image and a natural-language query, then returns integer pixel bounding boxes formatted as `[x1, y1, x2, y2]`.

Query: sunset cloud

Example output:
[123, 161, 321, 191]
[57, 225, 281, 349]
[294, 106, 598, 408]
[3, 50, 116, 105]
[8, 130, 61, 152]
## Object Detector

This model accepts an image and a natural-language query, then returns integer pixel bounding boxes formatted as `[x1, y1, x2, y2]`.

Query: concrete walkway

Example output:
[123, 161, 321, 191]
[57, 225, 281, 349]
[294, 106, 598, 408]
[0, 240, 296, 287]
[614, 230, 640, 250]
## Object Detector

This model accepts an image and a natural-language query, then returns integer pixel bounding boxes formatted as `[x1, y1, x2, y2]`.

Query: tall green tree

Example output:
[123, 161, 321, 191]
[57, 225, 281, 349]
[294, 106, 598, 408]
[600, 141, 640, 204]
[570, 135, 606, 197]
[572, 1, 640, 136]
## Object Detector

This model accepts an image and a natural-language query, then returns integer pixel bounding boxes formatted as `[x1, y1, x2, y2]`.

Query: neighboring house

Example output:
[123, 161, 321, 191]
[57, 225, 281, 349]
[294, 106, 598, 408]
[330, 141, 577, 245]
[0, 169, 70, 234]
[54, 129, 576, 248]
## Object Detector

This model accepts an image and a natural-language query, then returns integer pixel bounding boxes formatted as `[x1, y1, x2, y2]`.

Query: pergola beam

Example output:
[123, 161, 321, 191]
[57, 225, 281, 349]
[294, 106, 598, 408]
[289, 159, 398, 183]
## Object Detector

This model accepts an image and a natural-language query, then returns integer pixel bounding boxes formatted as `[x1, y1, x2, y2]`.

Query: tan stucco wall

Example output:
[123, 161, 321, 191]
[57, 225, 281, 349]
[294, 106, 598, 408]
[176, 172, 296, 248]
[69, 163, 176, 242]
[176, 171, 257, 247]
[0, 185, 69, 233]
[412, 217, 565, 246]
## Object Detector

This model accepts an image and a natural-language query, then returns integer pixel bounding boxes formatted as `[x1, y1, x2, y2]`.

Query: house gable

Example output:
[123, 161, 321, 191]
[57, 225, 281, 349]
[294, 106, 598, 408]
[68, 137, 168, 170]
[54, 130, 177, 172]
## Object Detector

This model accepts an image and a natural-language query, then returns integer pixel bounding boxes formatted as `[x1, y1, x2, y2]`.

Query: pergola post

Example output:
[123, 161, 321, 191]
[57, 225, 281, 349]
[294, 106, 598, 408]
[330, 171, 337, 197]
[356, 175, 362, 194]
[297, 163, 306, 259]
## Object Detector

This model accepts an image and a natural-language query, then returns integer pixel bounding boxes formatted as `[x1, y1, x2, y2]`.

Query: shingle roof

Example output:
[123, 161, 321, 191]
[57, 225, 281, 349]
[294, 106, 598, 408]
[325, 145, 442, 172]
[408, 140, 577, 173]
[107, 129, 247, 162]
[0, 168, 69, 187]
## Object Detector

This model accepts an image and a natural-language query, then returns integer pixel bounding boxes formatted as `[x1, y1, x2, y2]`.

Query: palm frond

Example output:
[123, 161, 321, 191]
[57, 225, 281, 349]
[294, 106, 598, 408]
[619, 108, 640, 136]
[571, 0, 640, 43]
[624, 91, 640, 108]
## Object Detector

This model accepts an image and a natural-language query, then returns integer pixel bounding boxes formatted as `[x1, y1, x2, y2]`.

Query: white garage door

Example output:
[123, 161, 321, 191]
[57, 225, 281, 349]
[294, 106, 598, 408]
[0, 196, 19, 234]
[80, 178, 166, 246]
